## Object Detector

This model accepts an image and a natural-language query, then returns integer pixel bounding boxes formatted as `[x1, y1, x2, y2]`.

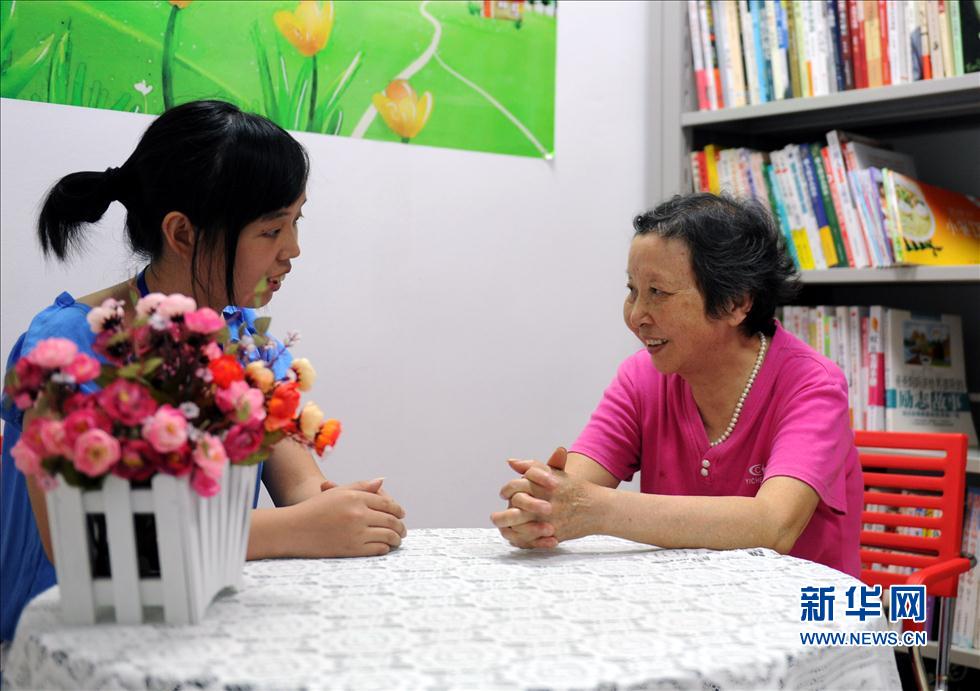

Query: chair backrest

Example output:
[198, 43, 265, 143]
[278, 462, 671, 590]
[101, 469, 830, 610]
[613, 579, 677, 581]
[857, 430, 969, 598]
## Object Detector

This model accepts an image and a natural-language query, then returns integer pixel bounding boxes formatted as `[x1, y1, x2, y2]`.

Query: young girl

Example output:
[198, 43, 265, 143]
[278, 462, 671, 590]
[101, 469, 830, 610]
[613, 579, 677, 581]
[0, 100, 406, 643]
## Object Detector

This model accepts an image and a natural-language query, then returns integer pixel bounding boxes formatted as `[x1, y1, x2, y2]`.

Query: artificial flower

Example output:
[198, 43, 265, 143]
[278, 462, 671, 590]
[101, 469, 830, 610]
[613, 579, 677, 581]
[11, 439, 42, 476]
[209, 355, 245, 388]
[223, 423, 265, 463]
[274, 0, 334, 57]
[184, 307, 225, 334]
[244, 361, 275, 393]
[266, 382, 301, 430]
[65, 353, 101, 384]
[215, 380, 266, 426]
[113, 439, 158, 482]
[192, 433, 228, 479]
[26, 338, 78, 369]
[299, 401, 324, 440]
[142, 405, 189, 453]
[63, 408, 112, 448]
[135, 292, 167, 318]
[98, 379, 159, 426]
[291, 358, 316, 392]
[86, 298, 125, 334]
[73, 429, 121, 477]
[37, 419, 70, 458]
[314, 418, 341, 454]
[190, 469, 220, 497]
[372, 79, 433, 141]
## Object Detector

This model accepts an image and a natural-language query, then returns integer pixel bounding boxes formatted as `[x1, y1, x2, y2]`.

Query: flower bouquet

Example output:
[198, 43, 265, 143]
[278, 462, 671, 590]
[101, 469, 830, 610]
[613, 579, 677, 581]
[4, 290, 340, 624]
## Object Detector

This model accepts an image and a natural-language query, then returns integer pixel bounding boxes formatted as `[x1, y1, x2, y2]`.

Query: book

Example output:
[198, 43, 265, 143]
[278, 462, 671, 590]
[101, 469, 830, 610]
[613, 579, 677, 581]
[739, 0, 761, 104]
[949, 0, 964, 75]
[866, 305, 885, 431]
[688, 1, 710, 110]
[960, 0, 980, 73]
[882, 309, 978, 445]
[884, 171, 980, 266]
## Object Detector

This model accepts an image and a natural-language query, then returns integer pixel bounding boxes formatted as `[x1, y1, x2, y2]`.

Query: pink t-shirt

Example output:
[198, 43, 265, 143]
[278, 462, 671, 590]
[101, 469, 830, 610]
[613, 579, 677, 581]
[570, 321, 862, 577]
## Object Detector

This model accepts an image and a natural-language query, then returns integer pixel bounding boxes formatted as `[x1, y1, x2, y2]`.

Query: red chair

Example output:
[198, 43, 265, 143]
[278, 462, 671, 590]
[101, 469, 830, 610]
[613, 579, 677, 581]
[857, 430, 975, 691]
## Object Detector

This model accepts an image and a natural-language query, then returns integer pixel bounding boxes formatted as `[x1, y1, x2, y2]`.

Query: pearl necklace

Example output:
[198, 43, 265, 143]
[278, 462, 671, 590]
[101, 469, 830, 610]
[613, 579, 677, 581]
[708, 332, 768, 448]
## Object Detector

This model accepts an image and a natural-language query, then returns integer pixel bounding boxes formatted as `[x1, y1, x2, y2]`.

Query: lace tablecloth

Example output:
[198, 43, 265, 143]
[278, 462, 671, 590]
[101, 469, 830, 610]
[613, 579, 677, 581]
[4, 528, 900, 690]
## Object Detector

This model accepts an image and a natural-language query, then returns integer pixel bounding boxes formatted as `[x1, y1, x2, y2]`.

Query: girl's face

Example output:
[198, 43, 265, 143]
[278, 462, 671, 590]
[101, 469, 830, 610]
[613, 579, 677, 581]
[623, 233, 730, 377]
[230, 193, 306, 307]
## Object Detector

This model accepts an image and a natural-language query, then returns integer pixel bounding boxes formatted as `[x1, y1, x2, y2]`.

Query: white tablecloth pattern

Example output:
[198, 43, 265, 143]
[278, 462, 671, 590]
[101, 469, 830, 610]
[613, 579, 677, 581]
[4, 528, 900, 690]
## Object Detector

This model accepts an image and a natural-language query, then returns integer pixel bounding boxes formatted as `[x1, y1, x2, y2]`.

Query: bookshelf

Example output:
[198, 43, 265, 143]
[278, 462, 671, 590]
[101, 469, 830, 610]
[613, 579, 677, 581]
[652, 1, 980, 669]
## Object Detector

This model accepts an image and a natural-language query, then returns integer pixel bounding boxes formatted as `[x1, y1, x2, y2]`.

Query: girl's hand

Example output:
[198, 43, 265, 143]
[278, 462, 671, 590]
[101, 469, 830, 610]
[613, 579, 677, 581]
[281, 479, 407, 557]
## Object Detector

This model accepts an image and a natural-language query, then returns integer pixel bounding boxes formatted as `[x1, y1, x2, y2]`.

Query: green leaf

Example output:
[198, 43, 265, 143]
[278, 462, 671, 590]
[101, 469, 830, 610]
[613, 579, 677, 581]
[70, 60, 86, 106]
[94, 364, 118, 388]
[325, 108, 343, 136]
[47, 29, 70, 104]
[142, 357, 163, 376]
[252, 334, 268, 349]
[253, 317, 272, 336]
[251, 22, 279, 124]
[215, 325, 231, 345]
[108, 91, 131, 111]
[288, 57, 314, 131]
[314, 50, 363, 131]
[117, 363, 141, 379]
[237, 449, 272, 466]
[0, 33, 55, 98]
[1, 1, 15, 72]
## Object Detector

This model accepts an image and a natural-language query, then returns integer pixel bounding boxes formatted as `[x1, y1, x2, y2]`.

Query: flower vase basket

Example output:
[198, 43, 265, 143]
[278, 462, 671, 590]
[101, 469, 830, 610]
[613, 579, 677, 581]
[46, 464, 258, 625]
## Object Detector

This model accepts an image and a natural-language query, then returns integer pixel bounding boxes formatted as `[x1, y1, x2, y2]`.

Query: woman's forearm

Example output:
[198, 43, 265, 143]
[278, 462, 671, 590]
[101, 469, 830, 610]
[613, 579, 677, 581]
[592, 487, 794, 553]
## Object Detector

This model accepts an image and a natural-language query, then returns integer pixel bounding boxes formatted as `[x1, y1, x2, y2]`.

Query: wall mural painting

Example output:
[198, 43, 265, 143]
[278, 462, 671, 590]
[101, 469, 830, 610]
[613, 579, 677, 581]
[0, 0, 557, 158]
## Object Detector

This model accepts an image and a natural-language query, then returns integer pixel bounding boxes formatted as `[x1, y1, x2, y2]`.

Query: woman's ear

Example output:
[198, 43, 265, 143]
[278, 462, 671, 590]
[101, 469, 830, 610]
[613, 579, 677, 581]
[726, 294, 753, 328]
[160, 211, 196, 261]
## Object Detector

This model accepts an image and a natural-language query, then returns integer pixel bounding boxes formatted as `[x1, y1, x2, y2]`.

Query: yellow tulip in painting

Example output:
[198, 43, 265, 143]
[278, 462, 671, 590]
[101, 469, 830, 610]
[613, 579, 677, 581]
[274, 0, 335, 58]
[372, 79, 433, 142]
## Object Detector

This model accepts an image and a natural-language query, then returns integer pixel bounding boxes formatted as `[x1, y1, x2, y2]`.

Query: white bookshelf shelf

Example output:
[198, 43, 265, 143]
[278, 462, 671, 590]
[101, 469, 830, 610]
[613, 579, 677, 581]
[680, 74, 980, 133]
[800, 266, 980, 284]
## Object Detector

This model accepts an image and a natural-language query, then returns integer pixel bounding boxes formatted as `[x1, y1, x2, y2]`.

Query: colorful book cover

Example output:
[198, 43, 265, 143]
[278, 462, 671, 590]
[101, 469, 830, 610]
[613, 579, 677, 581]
[704, 143, 721, 193]
[688, 1, 710, 110]
[866, 305, 885, 431]
[883, 309, 978, 446]
[877, 0, 891, 85]
[765, 163, 800, 269]
[851, 0, 868, 88]
[811, 142, 851, 266]
[865, 0, 884, 87]
[887, 172, 980, 266]
[699, 0, 722, 109]
[750, 0, 771, 101]
[918, 0, 933, 79]
[828, 0, 846, 91]
[838, 0, 855, 89]
[785, 0, 804, 97]
[800, 145, 843, 266]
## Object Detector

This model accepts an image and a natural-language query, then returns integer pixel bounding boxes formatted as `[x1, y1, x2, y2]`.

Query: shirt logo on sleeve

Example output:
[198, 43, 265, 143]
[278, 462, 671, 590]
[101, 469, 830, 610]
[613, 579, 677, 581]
[745, 463, 765, 485]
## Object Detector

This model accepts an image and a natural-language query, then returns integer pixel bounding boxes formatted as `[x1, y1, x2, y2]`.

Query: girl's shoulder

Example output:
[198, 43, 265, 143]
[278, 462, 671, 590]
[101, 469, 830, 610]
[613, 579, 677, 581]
[16, 292, 95, 357]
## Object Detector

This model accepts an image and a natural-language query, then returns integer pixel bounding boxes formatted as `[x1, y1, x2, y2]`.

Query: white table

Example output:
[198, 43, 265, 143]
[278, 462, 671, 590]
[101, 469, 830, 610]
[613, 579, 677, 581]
[4, 528, 900, 690]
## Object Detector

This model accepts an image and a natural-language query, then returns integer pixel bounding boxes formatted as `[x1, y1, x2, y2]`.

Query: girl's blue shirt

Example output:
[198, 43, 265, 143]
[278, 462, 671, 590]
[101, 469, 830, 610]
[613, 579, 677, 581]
[0, 292, 291, 641]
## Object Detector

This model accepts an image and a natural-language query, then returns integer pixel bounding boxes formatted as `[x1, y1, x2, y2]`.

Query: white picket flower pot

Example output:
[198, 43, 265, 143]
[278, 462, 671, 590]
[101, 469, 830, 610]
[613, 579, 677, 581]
[45, 464, 258, 625]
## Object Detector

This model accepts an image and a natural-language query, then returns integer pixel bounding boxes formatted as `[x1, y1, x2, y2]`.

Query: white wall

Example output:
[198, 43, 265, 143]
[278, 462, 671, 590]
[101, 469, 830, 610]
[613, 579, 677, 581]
[1, 1, 651, 527]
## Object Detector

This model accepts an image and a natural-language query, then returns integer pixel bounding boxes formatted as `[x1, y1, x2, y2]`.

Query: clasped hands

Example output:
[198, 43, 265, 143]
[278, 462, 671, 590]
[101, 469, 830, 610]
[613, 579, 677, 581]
[490, 447, 602, 549]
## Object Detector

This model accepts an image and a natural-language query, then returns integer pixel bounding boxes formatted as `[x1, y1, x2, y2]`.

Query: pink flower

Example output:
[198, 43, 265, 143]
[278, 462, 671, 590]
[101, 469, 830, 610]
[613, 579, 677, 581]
[14, 358, 45, 390]
[63, 408, 112, 449]
[73, 429, 121, 477]
[63, 392, 96, 415]
[37, 419, 70, 457]
[11, 439, 43, 476]
[202, 342, 223, 361]
[65, 353, 101, 383]
[184, 308, 225, 334]
[190, 469, 221, 497]
[215, 380, 267, 425]
[13, 393, 34, 409]
[223, 423, 264, 462]
[98, 379, 159, 426]
[157, 294, 197, 320]
[135, 293, 167, 318]
[26, 338, 78, 369]
[141, 405, 188, 453]
[192, 433, 228, 479]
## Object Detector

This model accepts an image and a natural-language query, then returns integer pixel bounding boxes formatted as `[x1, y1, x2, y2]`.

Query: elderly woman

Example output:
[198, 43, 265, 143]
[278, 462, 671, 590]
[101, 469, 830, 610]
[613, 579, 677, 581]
[492, 194, 862, 576]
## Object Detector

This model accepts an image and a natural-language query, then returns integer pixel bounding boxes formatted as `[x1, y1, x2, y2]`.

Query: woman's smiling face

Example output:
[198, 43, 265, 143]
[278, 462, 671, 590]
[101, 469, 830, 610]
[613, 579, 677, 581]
[623, 233, 730, 377]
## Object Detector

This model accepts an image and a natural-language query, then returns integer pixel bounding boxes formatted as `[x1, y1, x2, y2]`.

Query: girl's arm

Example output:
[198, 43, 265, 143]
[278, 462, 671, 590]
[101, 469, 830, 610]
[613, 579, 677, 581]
[260, 437, 328, 506]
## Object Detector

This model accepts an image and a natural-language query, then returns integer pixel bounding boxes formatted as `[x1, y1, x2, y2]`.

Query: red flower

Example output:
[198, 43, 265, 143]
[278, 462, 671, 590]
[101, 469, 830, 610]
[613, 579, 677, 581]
[63, 408, 112, 449]
[98, 379, 159, 426]
[63, 392, 97, 415]
[208, 355, 245, 389]
[158, 446, 192, 477]
[267, 381, 300, 424]
[113, 439, 159, 482]
[14, 358, 45, 391]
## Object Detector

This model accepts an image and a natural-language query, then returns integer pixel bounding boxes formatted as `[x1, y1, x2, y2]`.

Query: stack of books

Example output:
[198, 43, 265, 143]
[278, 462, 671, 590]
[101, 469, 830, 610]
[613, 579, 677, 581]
[691, 132, 980, 269]
[688, 0, 980, 111]
[779, 305, 977, 444]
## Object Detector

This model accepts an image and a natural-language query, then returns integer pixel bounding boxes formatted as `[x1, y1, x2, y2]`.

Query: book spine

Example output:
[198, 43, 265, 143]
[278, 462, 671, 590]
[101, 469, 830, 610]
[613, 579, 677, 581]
[765, 162, 801, 269]
[893, 0, 909, 84]
[787, 147, 829, 269]
[907, 0, 923, 81]
[838, 0, 854, 89]
[752, 0, 774, 101]
[705, 143, 721, 193]
[828, 0, 846, 91]
[825, 130, 871, 267]
[688, 1, 710, 110]
[713, 1, 733, 107]
[878, 0, 892, 85]
[813, 143, 852, 266]
[938, 0, 956, 77]
[852, 0, 868, 88]
[949, 0, 964, 75]
[739, 0, 761, 104]
[917, 0, 933, 79]
[800, 144, 842, 266]
[865, 0, 883, 87]
[785, 1, 804, 97]
[773, 150, 818, 269]
[881, 169, 906, 264]
[774, 0, 795, 99]
[727, 1, 749, 106]
[867, 305, 885, 431]
[699, 1, 722, 109]
[927, 0, 945, 78]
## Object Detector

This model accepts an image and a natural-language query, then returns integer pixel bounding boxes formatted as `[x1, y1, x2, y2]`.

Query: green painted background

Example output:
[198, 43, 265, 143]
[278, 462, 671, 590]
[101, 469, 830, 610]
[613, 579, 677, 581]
[0, 0, 556, 157]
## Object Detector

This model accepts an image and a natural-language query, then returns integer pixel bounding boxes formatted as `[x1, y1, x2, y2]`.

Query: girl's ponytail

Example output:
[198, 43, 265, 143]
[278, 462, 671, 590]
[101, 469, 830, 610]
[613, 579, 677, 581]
[37, 167, 124, 260]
